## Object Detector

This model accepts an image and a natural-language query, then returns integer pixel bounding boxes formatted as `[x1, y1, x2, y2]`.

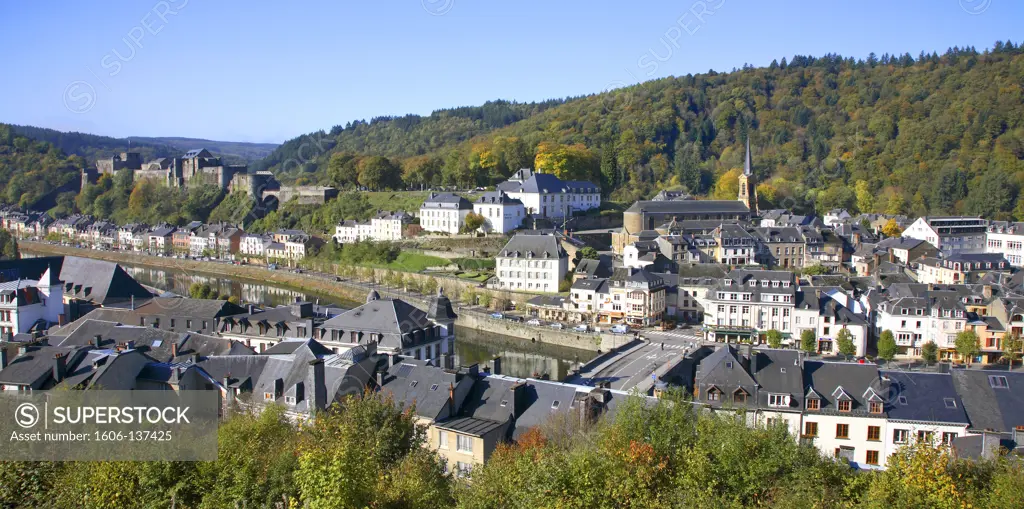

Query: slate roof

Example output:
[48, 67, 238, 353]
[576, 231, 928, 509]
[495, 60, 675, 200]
[421, 193, 473, 210]
[574, 258, 612, 279]
[880, 371, 969, 425]
[59, 256, 153, 305]
[802, 361, 885, 417]
[625, 200, 751, 215]
[498, 232, 566, 259]
[379, 359, 469, 420]
[950, 369, 1024, 433]
[474, 191, 523, 206]
[0, 345, 90, 388]
[55, 319, 253, 363]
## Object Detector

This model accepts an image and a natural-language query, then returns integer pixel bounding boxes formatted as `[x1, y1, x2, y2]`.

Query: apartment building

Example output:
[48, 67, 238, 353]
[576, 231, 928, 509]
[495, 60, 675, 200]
[420, 193, 473, 234]
[494, 232, 568, 293]
[903, 216, 988, 256]
[472, 191, 525, 234]
[496, 168, 600, 220]
[985, 221, 1024, 266]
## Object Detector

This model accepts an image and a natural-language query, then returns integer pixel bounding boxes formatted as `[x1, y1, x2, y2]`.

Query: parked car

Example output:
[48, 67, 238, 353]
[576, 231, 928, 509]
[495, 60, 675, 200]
[573, 324, 589, 333]
[527, 319, 542, 326]
[549, 323, 563, 330]
[505, 315, 523, 323]
[490, 312, 504, 319]
[610, 324, 631, 334]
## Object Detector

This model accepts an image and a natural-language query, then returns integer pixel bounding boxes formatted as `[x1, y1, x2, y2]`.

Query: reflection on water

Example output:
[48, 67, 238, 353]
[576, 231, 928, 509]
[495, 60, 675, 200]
[80, 260, 596, 381]
[456, 327, 594, 380]
[121, 265, 334, 308]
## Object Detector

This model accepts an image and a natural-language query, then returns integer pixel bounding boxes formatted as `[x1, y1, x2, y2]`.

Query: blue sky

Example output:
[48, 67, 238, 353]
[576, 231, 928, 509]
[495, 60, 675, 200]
[0, 0, 1018, 143]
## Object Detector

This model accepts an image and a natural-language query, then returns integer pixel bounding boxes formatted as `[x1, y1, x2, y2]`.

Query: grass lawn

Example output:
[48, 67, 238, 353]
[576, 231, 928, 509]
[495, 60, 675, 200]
[456, 271, 492, 282]
[363, 190, 482, 213]
[381, 252, 450, 272]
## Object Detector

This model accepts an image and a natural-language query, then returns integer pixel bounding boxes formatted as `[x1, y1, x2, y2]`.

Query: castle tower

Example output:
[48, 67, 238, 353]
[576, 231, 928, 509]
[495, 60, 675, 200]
[737, 137, 758, 215]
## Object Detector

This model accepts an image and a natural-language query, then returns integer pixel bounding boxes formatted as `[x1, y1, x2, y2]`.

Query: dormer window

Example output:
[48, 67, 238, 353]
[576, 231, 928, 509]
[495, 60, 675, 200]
[869, 402, 883, 414]
[806, 398, 820, 411]
[838, 400, 852, 412]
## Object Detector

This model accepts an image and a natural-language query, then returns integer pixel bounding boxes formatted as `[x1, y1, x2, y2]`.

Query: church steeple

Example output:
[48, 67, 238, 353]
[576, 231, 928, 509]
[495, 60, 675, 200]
[744, 137, 752, 176]
[737, 137, 758, 215]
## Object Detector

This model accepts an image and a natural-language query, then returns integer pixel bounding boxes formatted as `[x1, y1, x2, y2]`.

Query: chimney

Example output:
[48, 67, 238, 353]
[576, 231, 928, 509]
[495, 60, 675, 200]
[376, 371, 385, 388]
[928, 283, 935, 291]
[482, 365, 491, 375]
[872, 253, 880, 274]
[441, 353, 451, 370]
[0, 348, 7, 370]
[492, 356, 502, 376]
[248, 304, 255, 315]
[740, 344, 752, 372]
[170, 341, 178, 359]
[889, 250, 895, 263]
[223, 374, 235, 406]
[983, 285, 993, 299]
[92, 335, 102, 348]
[125, 340, 135, 350]
[448, 382, 455, 417]
[308, 359, 327, 412]
[52, 353, 67, 383]
[389, 354, 400, 367]
[17, 345, 27, 356]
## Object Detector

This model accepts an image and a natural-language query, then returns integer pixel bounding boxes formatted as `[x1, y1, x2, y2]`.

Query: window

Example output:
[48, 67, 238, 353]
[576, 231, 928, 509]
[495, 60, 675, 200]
[943, 398, 957, 409]
[893, 429, 909, 444]
[707, 388, 720, 402]
[551, 400, 560, 409]
[438, 430, 448, 449]
[456, 434, 473, 453]
[836, 423, 850, 439]
[989, 375, 1009, 389]
[768, 394, 789, 408]
[804, 422, 818, 437]
[285, 396, 296, 405]
[806, 398, 820, 411]
[867, 426, 881, 441]
[942, 432, 958, 445]
[733, 390, 747, 403]
[869, 402, 883, 414]
[917, 430, 934, 443]
[834, 446, 855, 462]
[263, 392, 274, 401]
[838, 400, 852, 412]
[866, 450, 880, 465]
[455, 461, 473, 478]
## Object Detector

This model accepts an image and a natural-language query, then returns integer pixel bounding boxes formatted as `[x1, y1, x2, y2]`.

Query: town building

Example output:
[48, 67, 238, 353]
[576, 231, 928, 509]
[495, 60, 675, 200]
[472, 192, 525, 234]
[914, 254, 1011, 285]
[493, 232, 568, 293]
[496, 168, 600, 220]
[985, 221, 1024, 266]
[420, 193, 473, 234]
[903, 217, 988, 256]
[699, 270, 797, 343]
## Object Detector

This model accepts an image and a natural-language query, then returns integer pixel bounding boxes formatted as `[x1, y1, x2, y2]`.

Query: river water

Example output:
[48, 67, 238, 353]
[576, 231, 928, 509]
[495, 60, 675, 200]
[112, 262, 593, 380]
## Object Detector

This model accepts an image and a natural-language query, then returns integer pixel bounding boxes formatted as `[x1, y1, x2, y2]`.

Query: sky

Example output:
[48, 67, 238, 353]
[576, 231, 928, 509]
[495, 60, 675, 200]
[0, 0, 1019, 144]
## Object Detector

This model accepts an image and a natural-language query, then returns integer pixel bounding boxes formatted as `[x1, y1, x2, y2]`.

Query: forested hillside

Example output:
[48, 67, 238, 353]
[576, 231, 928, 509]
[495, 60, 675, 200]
[262, 41, 1024, 219]
[8, 125, 277, 165]
[0, 125, 82, 210]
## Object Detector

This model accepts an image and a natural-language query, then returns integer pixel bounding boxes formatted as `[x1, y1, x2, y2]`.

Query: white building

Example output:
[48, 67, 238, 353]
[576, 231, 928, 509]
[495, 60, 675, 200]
[472, 192, 525, 234]
[494, 232, 568, 293]
[699, 269, 798, 343]
[420, 193, 473, 235]
[879, 370, 970, 466]
[0, 268, 65, 338]
[496, 169, 600, 219]
[792, 289, 870, 357]
[903, 217, 987, 256]
[823, 209, 852, 227]
[239, 233, 269, 258]
[873, 285, 967, 359]
[371, 211, 409, 241]
[985, 221, 1024, 266]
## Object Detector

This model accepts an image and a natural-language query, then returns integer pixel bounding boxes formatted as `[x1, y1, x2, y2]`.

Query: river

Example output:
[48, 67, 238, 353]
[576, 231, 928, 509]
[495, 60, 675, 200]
[114, 262, 593, 380]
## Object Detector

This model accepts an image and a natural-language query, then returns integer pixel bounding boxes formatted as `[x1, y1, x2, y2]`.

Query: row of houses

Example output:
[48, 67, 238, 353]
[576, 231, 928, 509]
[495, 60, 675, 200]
[685, 344, 1023, 468]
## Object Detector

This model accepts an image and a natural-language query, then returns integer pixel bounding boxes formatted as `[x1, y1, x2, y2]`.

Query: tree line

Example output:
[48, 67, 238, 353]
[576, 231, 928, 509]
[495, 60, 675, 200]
[2, 389, 1021, 508]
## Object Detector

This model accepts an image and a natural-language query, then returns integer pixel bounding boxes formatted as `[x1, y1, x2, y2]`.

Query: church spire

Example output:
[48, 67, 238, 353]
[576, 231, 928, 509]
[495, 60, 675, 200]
[744, 137, 752, 176]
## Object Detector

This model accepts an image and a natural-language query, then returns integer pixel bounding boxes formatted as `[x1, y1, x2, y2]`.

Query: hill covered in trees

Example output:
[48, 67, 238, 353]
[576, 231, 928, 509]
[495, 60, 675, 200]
[0, 124, 82, 211]
[7, 125, 277, 165]
[261, 41, 1024, 219]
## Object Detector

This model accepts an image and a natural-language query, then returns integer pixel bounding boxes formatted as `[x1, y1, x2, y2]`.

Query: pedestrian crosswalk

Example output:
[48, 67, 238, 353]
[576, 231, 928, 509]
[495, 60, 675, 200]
[647, 330, 701, 340]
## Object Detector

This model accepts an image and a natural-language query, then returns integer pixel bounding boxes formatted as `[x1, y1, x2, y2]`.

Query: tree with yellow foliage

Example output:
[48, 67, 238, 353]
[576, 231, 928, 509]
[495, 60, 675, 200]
[881, 218, 903, 238]
[713, 168, 742, 200]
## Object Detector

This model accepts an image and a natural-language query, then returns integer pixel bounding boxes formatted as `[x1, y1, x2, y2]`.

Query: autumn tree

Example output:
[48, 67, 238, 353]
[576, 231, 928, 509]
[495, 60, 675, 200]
[462, 211, 485, 233]
[882, 218, 903, 238]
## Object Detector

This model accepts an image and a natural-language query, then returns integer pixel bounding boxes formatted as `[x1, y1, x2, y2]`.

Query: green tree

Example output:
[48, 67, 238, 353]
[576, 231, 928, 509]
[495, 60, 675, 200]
[836, 327, 857, 359]
[877, 330, 898, 364]
[766, 329, 783, 349]
[954, 330, 980, 365]
[921, 341, 938, 365]
[800, 329, 817, 354]
[357, 156, 402, 191]
[0, 229, 19, 260]
[1003, 333, 1023, 370]
[463, 211, 485, 232]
